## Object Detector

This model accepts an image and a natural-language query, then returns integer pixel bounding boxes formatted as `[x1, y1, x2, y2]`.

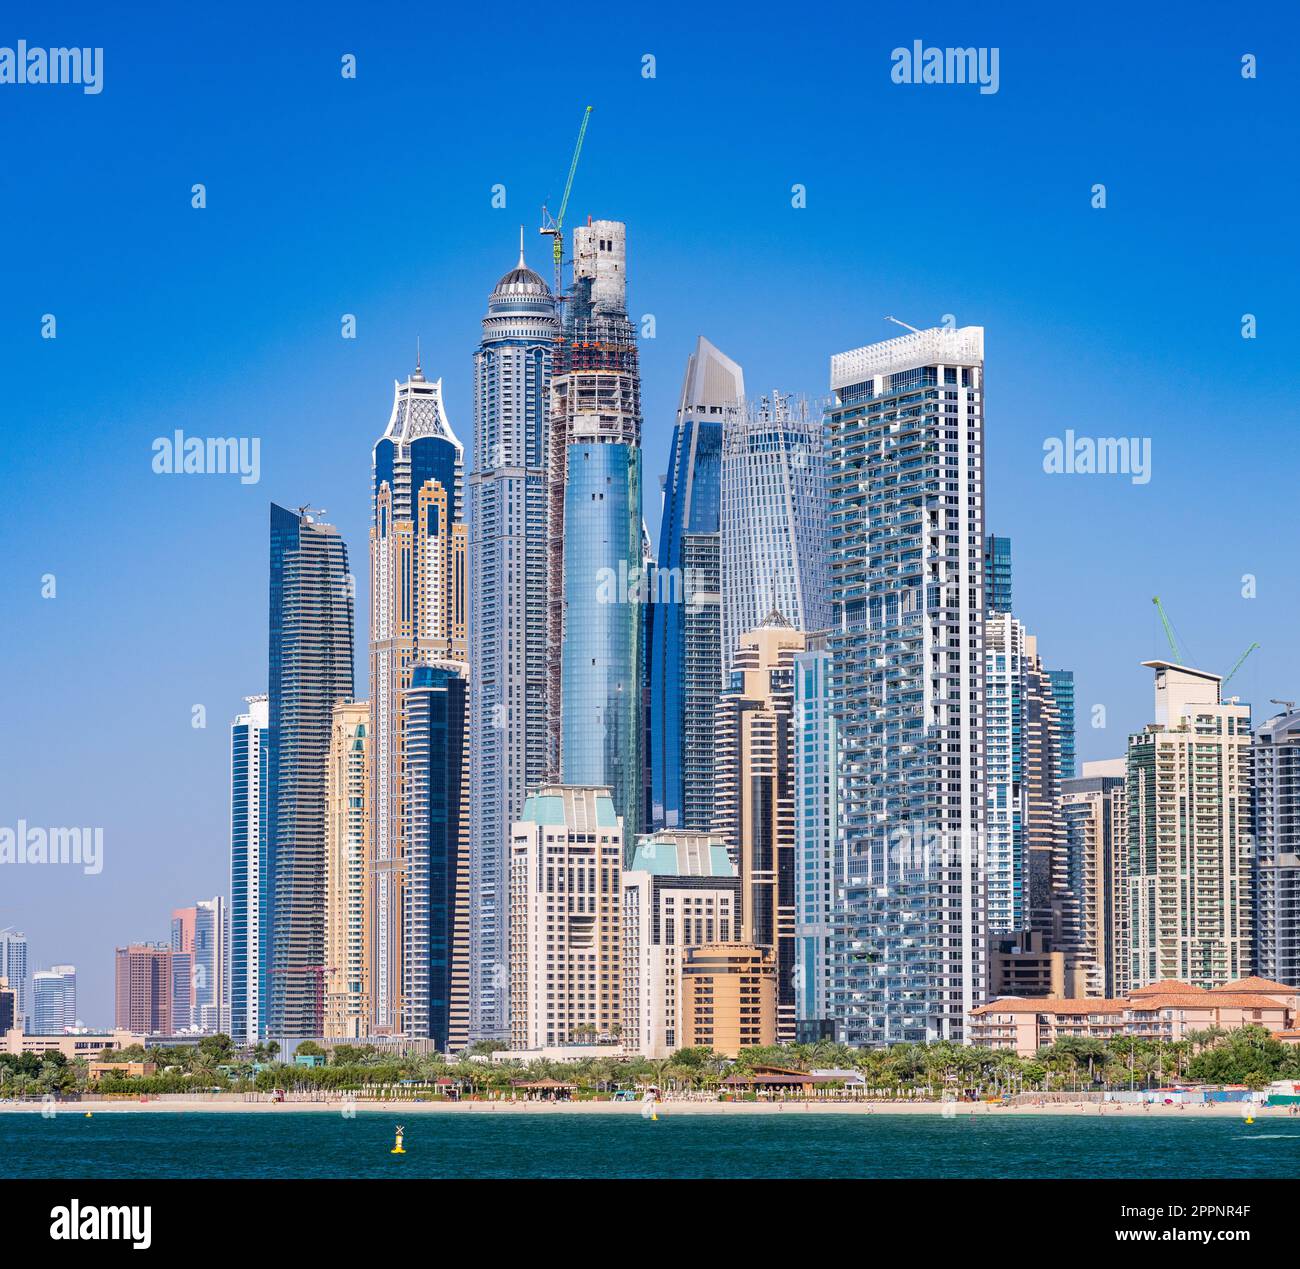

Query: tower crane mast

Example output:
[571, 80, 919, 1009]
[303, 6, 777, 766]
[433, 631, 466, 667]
[540, 105, 593, 305]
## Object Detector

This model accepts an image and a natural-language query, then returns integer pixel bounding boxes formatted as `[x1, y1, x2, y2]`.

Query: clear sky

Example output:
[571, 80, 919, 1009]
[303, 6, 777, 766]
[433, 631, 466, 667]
[2, 0, 1296, 1024]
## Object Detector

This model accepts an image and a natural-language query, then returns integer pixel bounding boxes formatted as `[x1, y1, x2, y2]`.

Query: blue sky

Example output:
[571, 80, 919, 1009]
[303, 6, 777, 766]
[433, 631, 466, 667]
[1, 0, 1296, 1023]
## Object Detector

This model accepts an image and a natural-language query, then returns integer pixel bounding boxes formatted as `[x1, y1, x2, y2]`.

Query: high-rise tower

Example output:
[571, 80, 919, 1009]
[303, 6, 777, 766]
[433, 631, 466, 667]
[1127, 661, 1253, 989]
[324, 699, 370, 1038]
[468, 237, 558, 1042]
[267, 504, 355, 1040]
[1253, 706, 1300, 986]
[713, 615, 805, 1044]
[230, 695, 269, 1043]
[402, 661, 470, 1050]
[826, 326, 987, 1045]
[549, 219, 644, 841]
[720, 392, 829, 672]
[369, 365, 466, 1034]
[650, 336, 742, 830]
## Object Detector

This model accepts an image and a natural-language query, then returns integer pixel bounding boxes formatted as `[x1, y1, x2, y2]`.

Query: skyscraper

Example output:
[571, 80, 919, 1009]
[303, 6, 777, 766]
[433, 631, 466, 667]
[1060, 759, 1128, 996]
[268, 503, 355, 1039]
[170, 906, 196, 1031]
[550, 220, 644, 840]
[402, 662, 470, 1049]
[1048, 669, 1077, 780]
[713, 615, 805, 1044]
[369, 363, 465, 1034]
[826, 326, 987, 1045]
[468, 238, 558, 1043]
[509, 785, 624, 1050]
[1127, 661, 1253, 989]
[650, 336, 742, 830]
[983, 534, 1012, 615]
[114, 943, 172, 1035]
[325, 699, 370, 1038]
[720, 391, 829, 672]
[193, 897, 228, 1034]
[32, 966, 76, 1034]
[230, 694, 269, 1044]
[1253, 706, 1300, 987]
[0, 929, 30, 1031]
[793, 634, 840, 1040]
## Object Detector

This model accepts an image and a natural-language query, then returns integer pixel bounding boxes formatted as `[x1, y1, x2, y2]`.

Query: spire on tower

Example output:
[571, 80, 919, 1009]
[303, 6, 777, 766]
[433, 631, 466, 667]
[518, 225, 526, 269]
[414, 335, 424, 381]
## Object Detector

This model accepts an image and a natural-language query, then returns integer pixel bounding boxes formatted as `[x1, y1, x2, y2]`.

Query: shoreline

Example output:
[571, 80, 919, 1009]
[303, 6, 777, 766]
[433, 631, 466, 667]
[0, 1097, 1287, 1118]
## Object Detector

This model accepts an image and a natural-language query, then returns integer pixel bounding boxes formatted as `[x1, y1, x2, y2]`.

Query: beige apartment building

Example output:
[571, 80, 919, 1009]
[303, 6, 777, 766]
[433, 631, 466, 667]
[510, 786, 623, 1050]
[325, 699, 371, 1038]
[621, 831, 740, 1058]
[714, 615, 805, 1043]
[1127, 662, 1253, 989]
[1059, 757, 1129, 996]
[681, 943, 777, 1057]
[970, 976, 1297, 1057]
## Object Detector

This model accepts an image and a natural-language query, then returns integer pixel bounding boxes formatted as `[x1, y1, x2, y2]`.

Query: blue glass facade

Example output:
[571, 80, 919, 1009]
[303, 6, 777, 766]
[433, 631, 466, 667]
[984, 534, 1012, 614]
[402, 663, 468, 1048]
[650, 415, 723, 829]
[230, 714, 265, 1043]
[1048, 668, 1076, 780]
[268, 503, 355, 1039]
[560, 441, 643, 839]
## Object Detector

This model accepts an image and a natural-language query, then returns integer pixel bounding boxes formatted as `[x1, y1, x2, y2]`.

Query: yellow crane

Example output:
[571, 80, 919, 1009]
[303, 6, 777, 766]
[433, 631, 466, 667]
[539, 105, 593, 304]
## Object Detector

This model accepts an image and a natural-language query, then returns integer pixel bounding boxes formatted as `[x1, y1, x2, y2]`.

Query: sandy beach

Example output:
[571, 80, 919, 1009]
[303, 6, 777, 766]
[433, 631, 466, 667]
[0, 1096, 1288, 1118]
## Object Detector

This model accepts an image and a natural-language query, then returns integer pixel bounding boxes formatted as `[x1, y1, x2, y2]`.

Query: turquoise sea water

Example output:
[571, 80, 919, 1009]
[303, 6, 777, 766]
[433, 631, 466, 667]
[2, 1111, 1299, 1178]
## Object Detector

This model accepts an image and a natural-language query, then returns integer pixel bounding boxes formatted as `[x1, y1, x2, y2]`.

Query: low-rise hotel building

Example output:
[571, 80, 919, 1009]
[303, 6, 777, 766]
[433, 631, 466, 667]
[621, 830, 740, 1057]
[680, 942, 776, 1056]
[970, 976, 1298, 1056]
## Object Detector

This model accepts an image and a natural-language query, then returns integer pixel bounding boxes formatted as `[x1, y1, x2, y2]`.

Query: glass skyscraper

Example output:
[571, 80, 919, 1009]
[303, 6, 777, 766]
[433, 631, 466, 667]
[720, 391, 830, 672]
[650, 336, 742, 830]
[402, 662, 470, 1049]
[268, 504, 355, 1040]
[230, 695, 268, 1043]
[793, 635, 839, 1041]
[0, 929, 30, 1031]
[1048, 669, 1077, 780]
[1253, 706, 1300, 987]
[468, 239, 557, 1042]
[32, 965, 76, 1034]
[983, 534, 1012, 614]
[369, 364, 466, 1034]
[826, 326, 987, 1045]
[550, 220, 644, 842]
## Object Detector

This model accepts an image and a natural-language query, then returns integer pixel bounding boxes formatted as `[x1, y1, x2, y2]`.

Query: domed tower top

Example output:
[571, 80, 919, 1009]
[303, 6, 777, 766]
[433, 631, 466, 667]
[482, 228, 559, 343]
[490, 227, 553, 301]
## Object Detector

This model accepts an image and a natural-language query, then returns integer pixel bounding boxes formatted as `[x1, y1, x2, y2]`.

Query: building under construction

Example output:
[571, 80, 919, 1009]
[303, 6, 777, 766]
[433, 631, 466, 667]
[547, 218, 645, 840]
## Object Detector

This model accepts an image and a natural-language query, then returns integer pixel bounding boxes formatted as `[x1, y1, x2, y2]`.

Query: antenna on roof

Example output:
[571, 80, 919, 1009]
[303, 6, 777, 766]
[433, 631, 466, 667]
[884, 315, 923, 334]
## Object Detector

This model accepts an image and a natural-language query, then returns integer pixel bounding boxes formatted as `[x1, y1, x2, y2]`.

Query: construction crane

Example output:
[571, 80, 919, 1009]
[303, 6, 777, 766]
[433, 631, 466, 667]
[884, 315, 923, 334]
[1152, 596, 1259, 688]
[1151, 595, 1181, 662]
[539, 105, 593, 304]
[1222, 642, 1260, 687]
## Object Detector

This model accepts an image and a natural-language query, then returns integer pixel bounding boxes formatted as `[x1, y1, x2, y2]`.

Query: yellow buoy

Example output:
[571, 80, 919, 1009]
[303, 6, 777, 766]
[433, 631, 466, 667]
[84, 1112, 93, 1118]
[1245, 1116, 1255, 1125]
[391, 1125, 406, 1154]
